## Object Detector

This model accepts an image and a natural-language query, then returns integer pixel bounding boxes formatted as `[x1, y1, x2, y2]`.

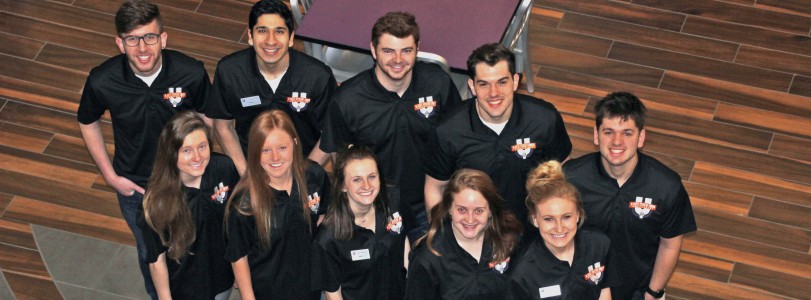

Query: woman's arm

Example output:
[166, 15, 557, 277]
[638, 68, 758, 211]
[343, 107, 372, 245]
[232, 256, 255, 300]
[148, 252, 172, 300]
[324, 287, 343, 300]
[599, 287, 612, 300]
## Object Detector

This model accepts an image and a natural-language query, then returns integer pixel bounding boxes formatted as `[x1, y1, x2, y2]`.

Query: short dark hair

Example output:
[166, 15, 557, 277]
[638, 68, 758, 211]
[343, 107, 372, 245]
[466, 43, 515, 79]
[594, 92, 647, 130]
[115, 0, 162, 35]
[249, 0, 295, 34]
[371, 12, 420, 48]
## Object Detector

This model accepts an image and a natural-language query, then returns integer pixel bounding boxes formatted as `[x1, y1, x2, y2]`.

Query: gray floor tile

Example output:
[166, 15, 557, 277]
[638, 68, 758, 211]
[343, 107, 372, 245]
[56, 282, 136, 300]
[0, 272, 15, 300]
[94, 246, 149, 300]
[31, 225, 121, 288]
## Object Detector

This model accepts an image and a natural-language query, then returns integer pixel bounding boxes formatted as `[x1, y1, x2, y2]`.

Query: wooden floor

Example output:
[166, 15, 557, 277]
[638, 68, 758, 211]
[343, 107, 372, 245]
[1, 0, 810, 299]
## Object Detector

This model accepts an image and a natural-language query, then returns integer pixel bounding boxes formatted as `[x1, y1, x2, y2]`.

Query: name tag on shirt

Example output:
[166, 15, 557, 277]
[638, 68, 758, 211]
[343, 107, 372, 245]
[539, 285, 562, 298]
[240, 95, 261, 107]
[350, 249, 371, 261]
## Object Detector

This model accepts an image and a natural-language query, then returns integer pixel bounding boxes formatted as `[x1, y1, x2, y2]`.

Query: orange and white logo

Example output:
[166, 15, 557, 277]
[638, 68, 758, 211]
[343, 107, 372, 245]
[386, 212, 403, 234]
[583, 262, 605, 285]
[511, 138, 537, 159]
[163, 87, 186, 107]
[489, 257, 510, 274]
[287, 92, 311, 112]
[210, 182, 230, 204]
[308, 192, 320, 214]
[413, 96, 437, 118]
[629, 197, 657, 219]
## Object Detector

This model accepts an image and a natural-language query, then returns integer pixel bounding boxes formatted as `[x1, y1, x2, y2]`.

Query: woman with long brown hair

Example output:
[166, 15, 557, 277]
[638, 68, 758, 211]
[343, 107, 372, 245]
[509, 160, 613, 300]
[224, 110, 330, 300]
[137, 111, 239, 299]
[312, 145, 408, 300]
[405, 168, 522, 300]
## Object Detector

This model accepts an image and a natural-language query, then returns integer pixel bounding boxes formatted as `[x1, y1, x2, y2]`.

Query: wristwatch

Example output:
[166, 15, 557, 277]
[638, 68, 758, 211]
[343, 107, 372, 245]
[646, 286, 665, 299]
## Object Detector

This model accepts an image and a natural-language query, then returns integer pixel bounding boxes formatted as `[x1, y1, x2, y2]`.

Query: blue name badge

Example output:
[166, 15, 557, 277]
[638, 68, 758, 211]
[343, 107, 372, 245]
[240, 95, 261, 107]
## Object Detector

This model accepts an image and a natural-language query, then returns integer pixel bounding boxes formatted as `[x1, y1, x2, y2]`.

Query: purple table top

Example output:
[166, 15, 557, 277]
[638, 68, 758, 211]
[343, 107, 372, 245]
[296, 0, 520, 71]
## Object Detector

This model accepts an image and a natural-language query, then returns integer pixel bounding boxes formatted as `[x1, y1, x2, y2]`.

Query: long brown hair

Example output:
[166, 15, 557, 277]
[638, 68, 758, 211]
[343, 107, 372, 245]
[143, 111, 209, 262]
[225, 110, 310, 248]
[423, 169, 521, 263]
[323, 145, 390, 240]
[525, 160, 585, 228]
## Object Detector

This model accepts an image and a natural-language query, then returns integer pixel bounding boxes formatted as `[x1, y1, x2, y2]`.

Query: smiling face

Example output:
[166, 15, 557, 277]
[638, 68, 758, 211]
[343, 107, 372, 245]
[533, 197, 579, 254]
[260, 128, 295, 183]
[176, 129, 210, 187]
[450, 188, 491, 243]
[248, 13, 293, 73]
[469, 60, 520, 124]
[371, 33, 417, 84]
[342, 158, 380, 210]
[115, 19, 167, 77]
[594, 116, 646, 175]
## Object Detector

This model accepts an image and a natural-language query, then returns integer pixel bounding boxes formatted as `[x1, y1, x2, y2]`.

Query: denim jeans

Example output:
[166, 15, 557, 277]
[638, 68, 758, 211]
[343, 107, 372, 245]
[117, 192, 157, 300]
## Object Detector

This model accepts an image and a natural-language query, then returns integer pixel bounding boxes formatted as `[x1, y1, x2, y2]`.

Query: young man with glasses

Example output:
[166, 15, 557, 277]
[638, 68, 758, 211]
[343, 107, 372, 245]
[77, 1, 211, 298]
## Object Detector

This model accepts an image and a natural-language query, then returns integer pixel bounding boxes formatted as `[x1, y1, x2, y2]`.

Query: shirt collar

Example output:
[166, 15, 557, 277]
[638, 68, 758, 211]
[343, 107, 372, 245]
[468, 93, 523, 135]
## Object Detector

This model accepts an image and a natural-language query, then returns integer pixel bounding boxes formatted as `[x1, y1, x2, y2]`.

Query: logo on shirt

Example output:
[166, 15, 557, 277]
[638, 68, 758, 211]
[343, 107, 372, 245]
[488, 257, 510, 274]
[210, 182, 230, 204]
[163, 87, 186, 107]
[583, 262, 605, 285]
[413, 96, 437, 118]
[308, 192, 321, 214]
[511, 138, 537, 159]
[629, 196, 657, 219]
[287, 92, 311, 112]
[386, 212, 403, 234]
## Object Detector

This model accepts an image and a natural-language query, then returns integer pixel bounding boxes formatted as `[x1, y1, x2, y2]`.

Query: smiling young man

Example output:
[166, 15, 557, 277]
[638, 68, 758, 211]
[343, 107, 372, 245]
[203, 0, 336, 175]
[424, 43, 571, 229]
[320, 12, 463, 242]
[76, 1, 211, 298]
[562, 92, 696, 300]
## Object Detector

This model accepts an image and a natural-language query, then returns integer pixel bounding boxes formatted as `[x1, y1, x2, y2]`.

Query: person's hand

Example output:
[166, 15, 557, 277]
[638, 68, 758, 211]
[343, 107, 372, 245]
[105, 174, 145, 196]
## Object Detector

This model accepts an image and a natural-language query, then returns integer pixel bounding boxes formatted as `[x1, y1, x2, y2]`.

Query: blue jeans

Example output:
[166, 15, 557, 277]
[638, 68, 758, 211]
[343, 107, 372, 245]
[117, 192, 157, 300]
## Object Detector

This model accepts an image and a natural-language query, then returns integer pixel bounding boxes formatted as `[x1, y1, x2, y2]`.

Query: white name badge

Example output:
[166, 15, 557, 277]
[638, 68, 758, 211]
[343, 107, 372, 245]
[539, 285, 562, 298]
[240, 95, 261, 107]
[350, 249, 371, 261]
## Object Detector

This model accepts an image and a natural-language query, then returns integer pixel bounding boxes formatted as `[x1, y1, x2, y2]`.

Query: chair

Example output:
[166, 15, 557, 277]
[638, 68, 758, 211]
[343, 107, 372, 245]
[501, 0, 535, 93]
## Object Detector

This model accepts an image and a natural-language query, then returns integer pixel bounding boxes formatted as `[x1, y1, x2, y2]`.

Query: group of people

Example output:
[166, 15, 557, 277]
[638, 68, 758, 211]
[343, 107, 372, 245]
[77, 0, 696, 299]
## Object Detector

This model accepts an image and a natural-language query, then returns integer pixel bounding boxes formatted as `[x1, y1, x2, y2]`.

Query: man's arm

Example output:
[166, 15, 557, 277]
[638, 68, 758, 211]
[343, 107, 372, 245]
[79, 121, 144, 195]
[424, 175, 448, 213]
[214, 119, 247, 176]
[645, 235, 684, 300]
[148, 253, 172, 300]
[308, 138, 332, 166]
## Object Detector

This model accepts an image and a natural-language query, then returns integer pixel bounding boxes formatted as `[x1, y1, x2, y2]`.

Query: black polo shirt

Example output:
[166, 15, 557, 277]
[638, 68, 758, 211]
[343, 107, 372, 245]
[312, 189, 406, 300]
[424, 94, 571, 225]
[224, 162, 330, 300]
[510, 229, 613, 300]
[405, 221, 513, 300]
[320, 62, 463, 225]
[562, 152, 696, 300]
[137, 153, 239, 299]
[77, 50, 210, 187]
[204, 48, 336, 155]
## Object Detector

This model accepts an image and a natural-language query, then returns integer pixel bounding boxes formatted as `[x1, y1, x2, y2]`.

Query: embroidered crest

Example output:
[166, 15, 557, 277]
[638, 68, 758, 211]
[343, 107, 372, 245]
[489, 257, 510, 274]
[413, 96, 437, 118]
[629, 197, 657, 219]
[510, 138, 537, 159]
[210, 182, 230, 204]
[583, 262, 605, 285]
[308, 192, 321, 214]
[287, 92, 311, 112]
[163, 87, 186, 107]
[386, 212, 403, 234]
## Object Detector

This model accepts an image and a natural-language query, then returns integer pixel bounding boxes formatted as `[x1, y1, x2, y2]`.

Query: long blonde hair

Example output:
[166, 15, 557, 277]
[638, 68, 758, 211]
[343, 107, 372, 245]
[225, 110, 310, 248]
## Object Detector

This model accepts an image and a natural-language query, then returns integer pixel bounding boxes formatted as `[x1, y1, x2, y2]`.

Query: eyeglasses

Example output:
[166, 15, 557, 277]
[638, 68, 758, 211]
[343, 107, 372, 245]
[122, 33, 161, 47]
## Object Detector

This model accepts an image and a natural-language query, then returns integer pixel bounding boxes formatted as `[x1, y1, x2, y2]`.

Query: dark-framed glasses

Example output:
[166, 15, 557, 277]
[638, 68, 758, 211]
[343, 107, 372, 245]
[122, 33, 161, 47]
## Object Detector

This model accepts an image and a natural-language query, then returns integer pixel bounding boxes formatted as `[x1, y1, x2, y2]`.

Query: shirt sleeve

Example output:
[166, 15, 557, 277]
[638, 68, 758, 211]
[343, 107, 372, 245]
[422, 129, 455, 181]
[191, 65, 211, 114]
[76, 76, 106, 124]
[204, 64, 235, 120]
[224, 203, 255, 262]
[316, 166, 332, 216]
[136, 208, 167, 264]
[319, 99, 353, 153]
[404, 251, 441, 300]
[544, 108, 572, 162]
[441, 77, 463, 122]
[659, 183, 697, 238]
[310, 70, 338, 130]
[310, 232, 342, 293]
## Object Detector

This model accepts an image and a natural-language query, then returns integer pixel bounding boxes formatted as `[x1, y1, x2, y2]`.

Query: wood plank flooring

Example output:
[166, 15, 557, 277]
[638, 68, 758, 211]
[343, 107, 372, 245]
[0, 0, 810, 299]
